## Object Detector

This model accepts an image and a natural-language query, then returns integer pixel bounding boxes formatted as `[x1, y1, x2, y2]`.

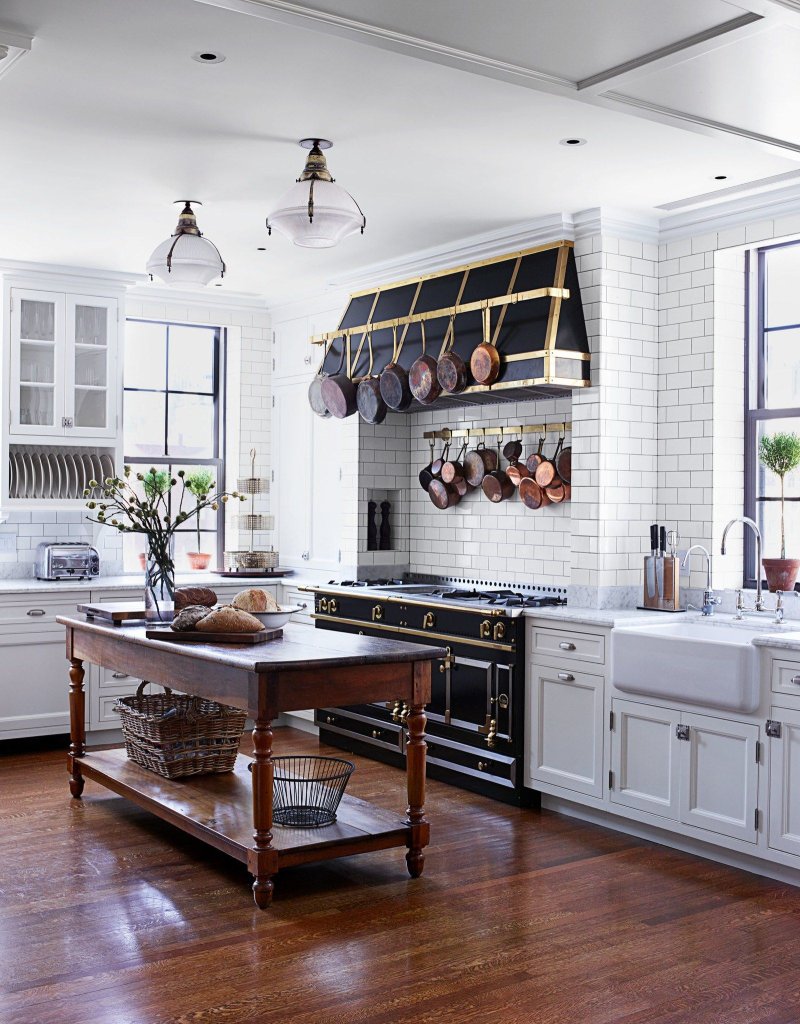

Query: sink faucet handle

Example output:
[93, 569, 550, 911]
[735, 589, 745, 619]
[775, 590, 785, 624]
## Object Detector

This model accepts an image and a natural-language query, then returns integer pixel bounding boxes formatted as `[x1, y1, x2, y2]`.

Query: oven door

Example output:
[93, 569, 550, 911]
[447, 648, 494, 738]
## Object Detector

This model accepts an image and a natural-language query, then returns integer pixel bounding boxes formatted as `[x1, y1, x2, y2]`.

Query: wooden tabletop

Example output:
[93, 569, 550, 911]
[56, 615, 446, 673]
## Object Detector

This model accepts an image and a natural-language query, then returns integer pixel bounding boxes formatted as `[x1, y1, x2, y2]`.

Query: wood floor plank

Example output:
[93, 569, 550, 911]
[3, 727, 800, 1024]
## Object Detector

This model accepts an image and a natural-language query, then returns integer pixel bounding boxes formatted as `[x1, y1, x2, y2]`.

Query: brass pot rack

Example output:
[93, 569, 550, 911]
[310, 285, 569, 345]
[423, 421, 571, 441]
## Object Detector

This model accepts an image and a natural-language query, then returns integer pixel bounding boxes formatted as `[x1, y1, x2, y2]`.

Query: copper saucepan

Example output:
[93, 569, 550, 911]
[379, 323, 413, 411]
[419, 439, 437, 492]
[320, 340, 358, 419]
[441, 442, 468, 485]
[307, 336, 335, 419]
[470, 305, 501, 386]
[356, 331, 388, 425]
[525, 435, 547, 475]
[482, 442, 515, 503]
[409, 321, 441, 405]
[534, 437, 564, 488]
[437, 314, 469, 395]
[463, 441, 498, 488]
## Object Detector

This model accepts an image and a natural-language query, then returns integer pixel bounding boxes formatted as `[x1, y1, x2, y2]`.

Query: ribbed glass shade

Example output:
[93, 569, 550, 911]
[268, 179, 365, 248]
[146, 233, 224, 285]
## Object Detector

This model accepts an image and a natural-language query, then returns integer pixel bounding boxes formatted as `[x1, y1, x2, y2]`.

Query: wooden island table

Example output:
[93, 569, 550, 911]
[58, 615, 444, 909]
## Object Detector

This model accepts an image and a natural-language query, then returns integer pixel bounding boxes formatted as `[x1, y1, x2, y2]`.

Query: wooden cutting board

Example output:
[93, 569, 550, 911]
[78, 601, 147, 624]
[145, 627, 283, 644]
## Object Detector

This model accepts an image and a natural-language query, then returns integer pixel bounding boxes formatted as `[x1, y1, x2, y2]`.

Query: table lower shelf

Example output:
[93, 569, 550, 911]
[76, 748, 411, 869]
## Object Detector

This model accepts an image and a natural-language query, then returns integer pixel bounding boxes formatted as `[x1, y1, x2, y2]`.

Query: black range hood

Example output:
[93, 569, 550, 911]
[313, 240, 590, 408]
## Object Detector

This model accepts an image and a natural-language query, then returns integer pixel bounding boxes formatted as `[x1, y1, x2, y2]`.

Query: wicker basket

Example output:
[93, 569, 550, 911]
[115, 682, 247, 779]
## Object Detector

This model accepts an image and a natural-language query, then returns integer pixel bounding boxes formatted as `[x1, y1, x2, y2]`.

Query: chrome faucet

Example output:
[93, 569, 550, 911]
[720, 516, 765, 612]
[682, 545, 720, 615]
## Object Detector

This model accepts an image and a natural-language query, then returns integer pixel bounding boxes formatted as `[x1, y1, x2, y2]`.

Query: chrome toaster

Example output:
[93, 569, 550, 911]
[34, 542, 100, 580]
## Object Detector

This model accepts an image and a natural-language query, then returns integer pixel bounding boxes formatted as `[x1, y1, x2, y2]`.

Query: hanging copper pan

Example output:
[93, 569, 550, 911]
[428, 479, 461, 510]
[535, 437, 564, 488]
[441, 442, 468, 484]
[525, 435, 547, 475]
[519, 477, 552, 510]
[379, 323, 413, 411]
[482, 442, 514, 503]
[470, 305, 501, 386]
[409, 321, 441, 405]
[356, 331, 387, 425]
[419, 439, 437, 491]
[431, 440, 451, 478]
[308, 337, 334, 419]
[556, 443, 572, 485]
[463, 441, 497, 488]
[437, 314, 469, 394]
[320, 341, 358, 419]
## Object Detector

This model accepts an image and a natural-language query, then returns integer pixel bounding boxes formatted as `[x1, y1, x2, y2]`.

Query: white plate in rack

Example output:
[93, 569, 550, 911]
[33, 451, 46, 499]
[9, 452, 17, 499]
[49, 451, 62, 500]
[100, 452, 115, 485]
[64, 452, 77, 499]
[23, 451, 34, 499]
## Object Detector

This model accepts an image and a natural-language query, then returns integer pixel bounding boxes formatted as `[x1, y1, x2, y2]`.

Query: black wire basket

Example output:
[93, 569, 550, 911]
[271, 755, 355, 828]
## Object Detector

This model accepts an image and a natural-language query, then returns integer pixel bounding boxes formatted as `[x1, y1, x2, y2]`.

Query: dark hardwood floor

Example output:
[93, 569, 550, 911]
[3, 727, 800, 1024]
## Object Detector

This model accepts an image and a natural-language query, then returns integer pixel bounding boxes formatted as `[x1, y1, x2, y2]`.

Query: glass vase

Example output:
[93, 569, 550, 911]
[144, 547, 175, 622]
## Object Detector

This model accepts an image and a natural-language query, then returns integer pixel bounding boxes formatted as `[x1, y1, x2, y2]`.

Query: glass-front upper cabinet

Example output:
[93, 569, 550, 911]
[8, 288, 117, 439]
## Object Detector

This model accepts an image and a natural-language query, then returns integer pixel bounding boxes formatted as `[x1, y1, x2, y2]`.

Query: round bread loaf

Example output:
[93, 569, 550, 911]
[196, 606, 263, 633]
[171, 605, 212, 631]
[231, 588, 279, 613]
[175, 585, 217, 610]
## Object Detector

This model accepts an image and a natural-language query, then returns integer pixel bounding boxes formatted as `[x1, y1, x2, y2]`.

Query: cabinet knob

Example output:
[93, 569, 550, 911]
[477, 761, 488, 772]
[557, 672, 575, 682]
[372, 729, 381, 739]
[559, 641, 576, 651]
[326, 715, 335, 725]
[111, 671, 128, 680]
[301, 551, 310, 560]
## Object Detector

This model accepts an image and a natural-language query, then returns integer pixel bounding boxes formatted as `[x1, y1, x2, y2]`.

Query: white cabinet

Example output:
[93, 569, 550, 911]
[768, 706, 800, 857]
[529, 660, 605, 798]
[272, 379, 343, 572]
[272, 309, 340, 383]
[9, 287, 118, 439]
[610, 698, 759, 844]
[610, 699, 681, 820]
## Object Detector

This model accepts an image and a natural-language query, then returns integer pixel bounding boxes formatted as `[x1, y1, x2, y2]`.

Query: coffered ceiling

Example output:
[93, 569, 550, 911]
[0, 0, 798, 302]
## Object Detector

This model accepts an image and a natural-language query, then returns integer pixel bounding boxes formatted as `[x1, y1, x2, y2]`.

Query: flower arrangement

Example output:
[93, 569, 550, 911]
[86, 467, 244, 618]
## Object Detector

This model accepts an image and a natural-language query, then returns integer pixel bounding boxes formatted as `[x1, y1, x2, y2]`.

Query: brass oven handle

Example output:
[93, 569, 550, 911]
[493, 621, 506, 641]
[438, 645, 454, 673]
[480, 619, 492, 638]
[328, 599, 338, 614]
[558, 641, 576, 651]
[319, 597, 329, 613]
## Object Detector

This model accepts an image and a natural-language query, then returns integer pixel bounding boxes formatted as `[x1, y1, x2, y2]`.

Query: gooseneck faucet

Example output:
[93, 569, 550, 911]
[721, 516, 765, 611]
[682, 545, 720, 615]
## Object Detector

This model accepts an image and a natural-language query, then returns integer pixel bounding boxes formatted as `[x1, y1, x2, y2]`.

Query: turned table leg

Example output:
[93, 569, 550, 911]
[67, 658, 85, 799]
[405, 700, 430, 878]
[249, 716, 278, 909]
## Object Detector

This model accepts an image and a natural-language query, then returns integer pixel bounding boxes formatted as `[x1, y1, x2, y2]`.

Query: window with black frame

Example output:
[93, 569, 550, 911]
[745, 241, 800, 587]
[122, 320, 224, 572]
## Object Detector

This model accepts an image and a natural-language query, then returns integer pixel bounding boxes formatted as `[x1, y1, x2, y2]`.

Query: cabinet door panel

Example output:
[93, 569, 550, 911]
[308, 412, 343, 572]
[273, 317, 313, 380]
[0, 636, 70, 736]
[66, 294, 117, 437]
[611, 699, 680, 820]
[272, 381, 311, 566]
[768, 706, 800, 857]
[529, 663, 604, 798]
[679, 713, 758, 844]
[10, 289, 65, 436]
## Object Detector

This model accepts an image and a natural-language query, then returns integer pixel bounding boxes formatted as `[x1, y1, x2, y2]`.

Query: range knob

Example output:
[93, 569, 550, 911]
[423, 611, 436, 629]
[480, 619, 492, 639]
[372, 604, 384, 621]
[328, 598, 338, 614]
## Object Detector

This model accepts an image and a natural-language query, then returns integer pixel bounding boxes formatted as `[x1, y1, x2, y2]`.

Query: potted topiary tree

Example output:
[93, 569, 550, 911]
[759, 431, 800, 592]
[184, 468, 216, 570]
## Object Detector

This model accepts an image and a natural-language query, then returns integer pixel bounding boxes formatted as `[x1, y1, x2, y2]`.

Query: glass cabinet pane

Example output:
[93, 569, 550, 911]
[73, 387, 107, 429]
[19, 385, 55, 427]
[20, 341, 54, 384]
[75, 304, 107, 346]
[20, 299, 55, 341]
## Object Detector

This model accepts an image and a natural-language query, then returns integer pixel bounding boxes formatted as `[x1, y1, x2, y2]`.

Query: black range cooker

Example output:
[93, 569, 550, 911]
[311, 579, 566, 805]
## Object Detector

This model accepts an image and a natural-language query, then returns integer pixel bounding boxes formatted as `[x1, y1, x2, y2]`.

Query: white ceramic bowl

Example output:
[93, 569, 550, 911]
[251, 605, 303, 629]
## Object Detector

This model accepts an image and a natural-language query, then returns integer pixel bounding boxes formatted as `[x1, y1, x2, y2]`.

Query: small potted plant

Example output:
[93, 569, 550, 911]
[184, 468, 216, 571]
[759, 431, 800, 592]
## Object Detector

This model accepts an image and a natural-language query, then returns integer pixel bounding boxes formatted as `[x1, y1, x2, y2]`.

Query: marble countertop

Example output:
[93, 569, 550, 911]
[0, 572, 319, 595]
[521, 606, 665, 627]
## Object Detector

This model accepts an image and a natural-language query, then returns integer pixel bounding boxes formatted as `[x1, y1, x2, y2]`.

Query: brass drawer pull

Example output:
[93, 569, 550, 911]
[26, 608, 46, 617]
[558, 672, 575, 682]
[477, 761, 489, 772]
[558, 641, 576, 651]
[326, 715, 336, 725]
[372, 729, 381, 739]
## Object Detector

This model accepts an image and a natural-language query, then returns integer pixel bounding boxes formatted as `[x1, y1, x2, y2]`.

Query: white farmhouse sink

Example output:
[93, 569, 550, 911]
[613, 619, 766, 713]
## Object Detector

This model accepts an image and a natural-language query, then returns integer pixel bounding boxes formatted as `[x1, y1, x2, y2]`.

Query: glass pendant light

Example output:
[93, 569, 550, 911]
[146, 201, 226, 285]
[267, 139, 365, 248]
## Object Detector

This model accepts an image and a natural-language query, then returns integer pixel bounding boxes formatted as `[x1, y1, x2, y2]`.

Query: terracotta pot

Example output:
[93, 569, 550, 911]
[762, 558, 800, 593]
[138, 552, 147, 571]
[187, 552, 212, 571]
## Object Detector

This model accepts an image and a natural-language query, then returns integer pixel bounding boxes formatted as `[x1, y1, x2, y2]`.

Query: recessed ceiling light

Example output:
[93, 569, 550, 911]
[192, 51, 226, 64]
[560, 137, 587, 147]
[256, 247, 266, 251]
[714, 174, 728, 180]
[215, 283, 223, 287]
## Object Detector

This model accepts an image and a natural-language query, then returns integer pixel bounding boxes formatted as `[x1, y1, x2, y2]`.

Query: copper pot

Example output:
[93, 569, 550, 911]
[535, 438, 564, 488]
[441, 442, 467, 484]
[525, 436, 546, 475]
[431, 440, 450, 478]
[419, 439, 437, 491]
[519, 477, 551, 510]
[308, 336, 335, 419]
[556, 444, 572, 485]
[506, 460, 531, 487]
[379, 324, 413, 411]
[470, 306, 501, 386]
[481, 443, 514, 502]
[409, 321, 441, 405]
[356, 333, 387, 424]
[428, 479, 461, 509]
[437, 315, 469, 394]
[463, 442, 498, 487]
[320, 343, 358, 419]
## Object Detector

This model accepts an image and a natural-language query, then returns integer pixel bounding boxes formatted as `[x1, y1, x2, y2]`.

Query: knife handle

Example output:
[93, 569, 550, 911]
[650, 524, 659, 553]
[659, 526, 666, 555]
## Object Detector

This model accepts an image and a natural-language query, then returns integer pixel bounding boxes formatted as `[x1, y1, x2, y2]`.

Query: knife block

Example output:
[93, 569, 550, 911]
[642, 555, 682, 612]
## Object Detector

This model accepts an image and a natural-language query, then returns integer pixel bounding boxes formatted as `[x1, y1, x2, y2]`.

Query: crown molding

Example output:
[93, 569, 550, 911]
[326, 214, 575, 293]
[659, 180, 800, 241]
[128, 282, 270, 311]
[0, 258, 144, 290]
[571, 207, 660, 244]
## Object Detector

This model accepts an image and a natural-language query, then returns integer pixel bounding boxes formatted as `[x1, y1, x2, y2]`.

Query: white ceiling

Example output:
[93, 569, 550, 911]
[0, 0, 799, 302]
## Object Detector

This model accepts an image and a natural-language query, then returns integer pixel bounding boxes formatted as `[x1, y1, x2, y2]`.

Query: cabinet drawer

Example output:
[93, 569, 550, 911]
[281, 586, 313, 624]
[317, 707, 404, 753]
[0, 596, 79, 640]
[531, 626, 605, 665]
[94, 693, 124, 728]
[772, 659, 800, 698]
[97, 665, 141, 691]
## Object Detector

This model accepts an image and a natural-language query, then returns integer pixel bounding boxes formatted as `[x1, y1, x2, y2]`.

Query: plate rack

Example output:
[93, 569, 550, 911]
[7, 443, 117, 501]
